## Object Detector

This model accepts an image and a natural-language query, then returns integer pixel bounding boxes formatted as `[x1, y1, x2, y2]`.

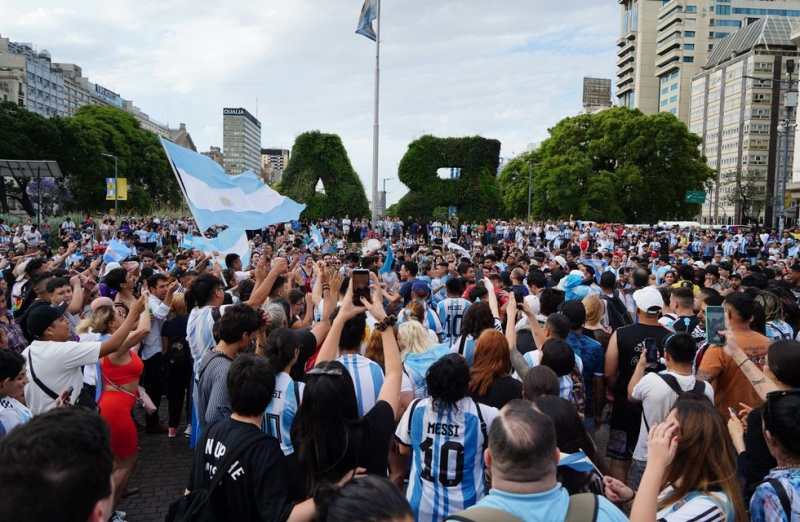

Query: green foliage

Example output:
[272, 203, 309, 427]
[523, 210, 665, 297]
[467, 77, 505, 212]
[280, 131, 370, 220]
[0, 102, 181, 216]
[394, 135, 501, 222]
[721, 169, 766, 225]
[499, 107, 714, 223]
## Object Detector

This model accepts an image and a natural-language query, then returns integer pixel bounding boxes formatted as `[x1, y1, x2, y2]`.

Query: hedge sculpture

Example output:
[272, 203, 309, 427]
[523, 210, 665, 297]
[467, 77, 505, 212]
[280, 131, 370, 220]
[394, 135, 501, 222]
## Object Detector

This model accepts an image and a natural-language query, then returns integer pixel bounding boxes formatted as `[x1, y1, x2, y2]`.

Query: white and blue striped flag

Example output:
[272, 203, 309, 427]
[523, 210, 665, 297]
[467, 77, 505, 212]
[309, 224, 324, 249]
[355, 0, 378, 41]
[159, 138, 305, 233]
[206, 228, 251, 269]
[103, 239, 132, 264]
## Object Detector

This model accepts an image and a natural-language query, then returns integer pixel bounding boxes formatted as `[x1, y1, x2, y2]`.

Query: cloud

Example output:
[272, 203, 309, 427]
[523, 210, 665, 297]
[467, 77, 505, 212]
[1, 0, 619, 206]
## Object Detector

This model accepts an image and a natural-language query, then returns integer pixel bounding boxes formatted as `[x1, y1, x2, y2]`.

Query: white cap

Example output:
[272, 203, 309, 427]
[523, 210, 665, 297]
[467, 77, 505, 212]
[693, 260, 706, 270]
[101, 262, 121, 277]
[633, 286, 665, 314]
[552, 255, 567, 269]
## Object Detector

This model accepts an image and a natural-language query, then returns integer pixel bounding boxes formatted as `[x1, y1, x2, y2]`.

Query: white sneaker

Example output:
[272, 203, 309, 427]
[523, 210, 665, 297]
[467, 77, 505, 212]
[184, 425, 192, 438]
[116, 511, 127, 520]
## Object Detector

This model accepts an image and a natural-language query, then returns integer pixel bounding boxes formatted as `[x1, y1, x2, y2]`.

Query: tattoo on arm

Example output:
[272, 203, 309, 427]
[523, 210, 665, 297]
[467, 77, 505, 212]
[696, 370, 716, 384]
[751, 378, 767, 386]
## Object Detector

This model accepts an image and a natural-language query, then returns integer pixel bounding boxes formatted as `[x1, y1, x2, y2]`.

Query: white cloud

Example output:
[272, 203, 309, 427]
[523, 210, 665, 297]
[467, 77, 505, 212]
[1, 0, 619, 206]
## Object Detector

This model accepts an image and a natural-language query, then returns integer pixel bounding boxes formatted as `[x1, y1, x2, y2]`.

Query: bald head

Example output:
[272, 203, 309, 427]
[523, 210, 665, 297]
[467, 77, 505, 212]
[488, 400, 557, 483]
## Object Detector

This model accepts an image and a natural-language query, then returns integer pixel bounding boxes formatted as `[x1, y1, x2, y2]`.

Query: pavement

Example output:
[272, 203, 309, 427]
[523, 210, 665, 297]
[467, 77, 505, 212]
[117, 405, 193, 522]
[117, 404, 615, 522]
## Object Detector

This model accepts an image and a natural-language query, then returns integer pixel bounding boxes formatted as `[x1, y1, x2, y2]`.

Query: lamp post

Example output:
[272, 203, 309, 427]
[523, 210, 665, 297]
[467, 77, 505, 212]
[380, 177, 394, 217]
[100, 153, 118, 215]
[527, 162, 540, 224]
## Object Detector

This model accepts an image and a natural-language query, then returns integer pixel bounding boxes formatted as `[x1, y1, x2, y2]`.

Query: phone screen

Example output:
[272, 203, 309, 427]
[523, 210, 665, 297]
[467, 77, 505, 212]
[705, 305, 727, 345]
[514, 291, 525, 309]
[474, 267, 484, 285]
[352, 269, 371, 305]
[644, 337, 659, 363]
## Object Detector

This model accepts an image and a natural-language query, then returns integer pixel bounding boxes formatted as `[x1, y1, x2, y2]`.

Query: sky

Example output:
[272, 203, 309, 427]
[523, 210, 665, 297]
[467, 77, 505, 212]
[1, 0, 620, 207]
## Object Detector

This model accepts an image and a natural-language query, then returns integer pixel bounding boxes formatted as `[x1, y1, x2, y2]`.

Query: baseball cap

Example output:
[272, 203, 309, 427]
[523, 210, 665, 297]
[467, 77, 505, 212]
[412, 281, 430, 297]
[693, 261, 706, 270]
[27, 302, 68, 339]
[633, 286, 664, 314]
[552, 255, 567, 269]
[101, 262, 122, 277]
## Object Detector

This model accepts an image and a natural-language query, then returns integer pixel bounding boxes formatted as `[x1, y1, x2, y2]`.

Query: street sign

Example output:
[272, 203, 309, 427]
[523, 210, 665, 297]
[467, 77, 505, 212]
[685, 190, 706, 204]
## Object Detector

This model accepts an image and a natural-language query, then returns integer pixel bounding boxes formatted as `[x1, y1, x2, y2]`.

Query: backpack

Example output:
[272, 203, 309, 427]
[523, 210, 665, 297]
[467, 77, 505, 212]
[166, 427, 265, 522]
[643, 373, 708, 432]
[445, 492, 599, 522]
[601, 290, 632, 331]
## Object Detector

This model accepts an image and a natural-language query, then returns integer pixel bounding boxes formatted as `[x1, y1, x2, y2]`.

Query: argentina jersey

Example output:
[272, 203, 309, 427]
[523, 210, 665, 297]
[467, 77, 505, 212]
[396, 397, 498, 521]
[187, 305, 230, 374]
[451, 319, 503, 366]
[522, 350, 584, 401]
[264, 372, 304, 456]
[338, 353, 384, 417]
[437, 298, 471, 347]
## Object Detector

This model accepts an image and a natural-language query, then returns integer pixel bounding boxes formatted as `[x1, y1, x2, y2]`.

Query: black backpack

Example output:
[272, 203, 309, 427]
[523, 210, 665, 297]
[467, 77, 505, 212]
[601, 290, 633, 331]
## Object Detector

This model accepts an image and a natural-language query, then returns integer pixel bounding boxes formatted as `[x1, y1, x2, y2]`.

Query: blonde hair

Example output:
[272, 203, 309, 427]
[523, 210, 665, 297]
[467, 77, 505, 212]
[582, 294, 604, 326]
[398, 321, 434, 361]
[76, 305, 116, 335]
[171, 293, 188, 316]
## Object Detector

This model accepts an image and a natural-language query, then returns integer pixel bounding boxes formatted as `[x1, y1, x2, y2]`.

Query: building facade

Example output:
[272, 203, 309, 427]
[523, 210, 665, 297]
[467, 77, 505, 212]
[223, 107, 262, 176]
[261, 148, 289, 183]
[690, 16, 798, 225]
[581, 77, 613, 115]
[617, 0, 800, 124]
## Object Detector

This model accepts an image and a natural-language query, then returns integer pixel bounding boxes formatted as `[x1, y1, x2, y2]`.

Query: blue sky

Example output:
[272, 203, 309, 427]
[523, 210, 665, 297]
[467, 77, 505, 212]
[1, 0, 620, 206]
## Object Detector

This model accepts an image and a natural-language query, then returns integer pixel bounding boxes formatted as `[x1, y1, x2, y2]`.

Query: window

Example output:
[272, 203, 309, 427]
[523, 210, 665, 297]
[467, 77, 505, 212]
[670, 95, 678, 103]
[684, 43, 695, 50]
[662, 87, 669, 94]
[671, 83, 679, 91]
[671, 70, 679, 79]
[716, 19, 741, 27]
[685, 31, 696, 37]
[715, 32, 730, 38]
[683, 56, 695, 63]
[716, 5, 731, 15]
[685, 5, 697, 12]
[661, 99, 669, 107]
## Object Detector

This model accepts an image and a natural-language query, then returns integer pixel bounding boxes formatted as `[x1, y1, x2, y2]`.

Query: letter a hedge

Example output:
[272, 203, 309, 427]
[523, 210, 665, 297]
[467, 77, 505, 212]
[394, 135, 501, 222]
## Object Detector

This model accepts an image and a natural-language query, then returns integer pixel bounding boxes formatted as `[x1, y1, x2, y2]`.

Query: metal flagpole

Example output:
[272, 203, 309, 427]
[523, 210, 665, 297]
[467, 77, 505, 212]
[371, 0, 381, 227]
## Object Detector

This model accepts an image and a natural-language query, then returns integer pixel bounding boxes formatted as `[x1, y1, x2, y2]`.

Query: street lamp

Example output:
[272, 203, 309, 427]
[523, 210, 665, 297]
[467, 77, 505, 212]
[100, 153, 118, 216]
[527, 162, 540, 223]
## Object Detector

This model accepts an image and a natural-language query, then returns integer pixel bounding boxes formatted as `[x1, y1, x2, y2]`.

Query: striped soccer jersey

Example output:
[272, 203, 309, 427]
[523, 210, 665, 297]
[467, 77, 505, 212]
[451, 318, 503, 366]
[437, 298, 471, 347]
[264, 372, 304, 456]
[522, 350, 584, 401]
[338, 353, 384, 417]
[396, 396, 498, 522]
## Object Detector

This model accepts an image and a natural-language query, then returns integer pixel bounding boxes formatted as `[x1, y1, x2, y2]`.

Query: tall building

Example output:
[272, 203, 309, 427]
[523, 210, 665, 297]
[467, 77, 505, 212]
[202, 146, 224, 166]
[222, 107, 262, 176]
[616, 0, 800, 124]
[690, 16, 798, 225]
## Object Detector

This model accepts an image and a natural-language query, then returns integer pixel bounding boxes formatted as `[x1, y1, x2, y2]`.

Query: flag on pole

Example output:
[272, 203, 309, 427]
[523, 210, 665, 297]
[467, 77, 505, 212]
[558, 450, 602, 475]
[103, 239, 132, 264]
[159, 138, 305, 233]
[379, 238, 393, 274]
[356, 0, 378, 41]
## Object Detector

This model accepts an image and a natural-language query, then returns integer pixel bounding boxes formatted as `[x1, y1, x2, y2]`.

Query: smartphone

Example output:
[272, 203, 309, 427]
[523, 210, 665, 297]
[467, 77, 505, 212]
[514, 291, 525, 309]
[352, 269, 371, 305]
[474, 267, 484, 285]
[644, 337, 659, 364]
[728, 407, 737, 417]
[705, 305, 727, 345]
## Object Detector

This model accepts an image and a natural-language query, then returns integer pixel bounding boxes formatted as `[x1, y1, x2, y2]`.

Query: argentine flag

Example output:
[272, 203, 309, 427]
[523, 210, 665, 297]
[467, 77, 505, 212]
[356, 0, 378, 41]
[206, 228, 251, 269]
[159, 138, 305, 233]
[309, 224, 324, 249]
[103, 239, 132, 264]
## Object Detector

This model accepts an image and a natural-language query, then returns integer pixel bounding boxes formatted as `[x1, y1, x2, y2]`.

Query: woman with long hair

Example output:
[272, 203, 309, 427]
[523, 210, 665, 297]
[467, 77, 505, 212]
[291, 283, 401, 495]
[79, 296, 149, 520]
[451, 291, 501, 366]
[531, 396, 606, 495]
[582, 294, 611, 352]
[401, 301, 438, 344]
[607, 396, 746, 521]
[468, 329, 521, 409]
[398, 320, 449, 399]
[755, 290, 794, 341]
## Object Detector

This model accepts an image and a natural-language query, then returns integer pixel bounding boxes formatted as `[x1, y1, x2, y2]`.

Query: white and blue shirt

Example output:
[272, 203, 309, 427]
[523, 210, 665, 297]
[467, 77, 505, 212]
[403, 344, 452, 399]
[187, 305, 231, 375]
[438, 298, 471, 347]
[522, 350, 584, 402]
[338, 353, 384, 418]
[396, 396, 498, 522]
[264, 372, 304, 456]
[451, 318, 503, 366]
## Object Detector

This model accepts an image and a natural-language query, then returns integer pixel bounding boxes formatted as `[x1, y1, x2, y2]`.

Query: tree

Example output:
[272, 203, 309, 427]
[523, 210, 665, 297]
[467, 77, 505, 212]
[0, 102, 63, 214]
[721, 169, 766, 225]
[499, 107, 715, 223]
[280, 131, 370, 220]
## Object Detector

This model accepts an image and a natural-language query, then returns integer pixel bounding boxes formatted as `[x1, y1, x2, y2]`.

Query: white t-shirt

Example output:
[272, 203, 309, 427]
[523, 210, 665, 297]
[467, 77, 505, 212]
[631, 371, 714, 461]
[23, 340, 101, 415]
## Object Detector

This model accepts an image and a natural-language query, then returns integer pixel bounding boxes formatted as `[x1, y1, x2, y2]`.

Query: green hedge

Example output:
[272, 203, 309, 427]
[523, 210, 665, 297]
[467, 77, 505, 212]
[280, 131, 370, 220]
[393, 135, 501, 222]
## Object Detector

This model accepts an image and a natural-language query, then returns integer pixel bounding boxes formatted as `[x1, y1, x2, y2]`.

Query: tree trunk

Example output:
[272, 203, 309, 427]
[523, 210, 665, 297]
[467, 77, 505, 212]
[0, 177, 9, 214]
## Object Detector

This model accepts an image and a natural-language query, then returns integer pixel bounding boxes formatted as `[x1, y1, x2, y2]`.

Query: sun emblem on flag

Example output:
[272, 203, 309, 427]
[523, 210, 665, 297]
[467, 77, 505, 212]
[107, 181, 115, 193]
[220, 196, 233, 207]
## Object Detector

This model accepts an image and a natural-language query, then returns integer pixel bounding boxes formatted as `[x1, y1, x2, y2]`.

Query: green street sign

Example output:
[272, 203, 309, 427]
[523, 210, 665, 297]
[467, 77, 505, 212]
[685, 190, 706, 204]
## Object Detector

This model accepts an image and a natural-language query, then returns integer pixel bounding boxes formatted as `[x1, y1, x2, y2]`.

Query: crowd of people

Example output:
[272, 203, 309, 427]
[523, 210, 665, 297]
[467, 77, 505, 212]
[1, 213, 800, 522]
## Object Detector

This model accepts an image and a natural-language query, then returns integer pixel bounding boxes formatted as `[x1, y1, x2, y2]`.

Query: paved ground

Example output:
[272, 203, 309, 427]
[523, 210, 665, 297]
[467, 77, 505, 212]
[117, 405, 193, 522]
[118, 405, 615, 522]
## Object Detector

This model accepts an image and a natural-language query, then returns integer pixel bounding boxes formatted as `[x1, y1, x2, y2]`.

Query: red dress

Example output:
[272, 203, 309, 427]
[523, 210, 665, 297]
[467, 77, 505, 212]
[99, 351, 144, 458]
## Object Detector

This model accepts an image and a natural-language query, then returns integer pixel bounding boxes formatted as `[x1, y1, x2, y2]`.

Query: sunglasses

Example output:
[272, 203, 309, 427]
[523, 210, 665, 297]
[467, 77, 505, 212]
[306, 367, 343, 377]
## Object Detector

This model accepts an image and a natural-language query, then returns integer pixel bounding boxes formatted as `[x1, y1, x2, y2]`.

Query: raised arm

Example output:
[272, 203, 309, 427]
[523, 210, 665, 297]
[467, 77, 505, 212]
[315, 280, 366, 364]
[505, 292, 531, 379]
[483, 277, 500, 319]
[99, 293, 146, 358]
[364, 293, 401, 415]
[722, 328, 778, 400]
[245, 257, 287, 308]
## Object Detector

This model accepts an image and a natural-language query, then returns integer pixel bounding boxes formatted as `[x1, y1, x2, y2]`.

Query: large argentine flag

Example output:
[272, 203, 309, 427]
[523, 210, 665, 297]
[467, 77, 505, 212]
[103, 239, 132, 264]
[206, 228, 251, 269]
[355, 0, 378, 41]
[159, 138, 305, 232]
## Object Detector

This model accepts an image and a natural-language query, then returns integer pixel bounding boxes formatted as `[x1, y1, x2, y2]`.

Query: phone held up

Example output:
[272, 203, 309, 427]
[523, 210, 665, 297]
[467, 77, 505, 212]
[705, 305, 726, 346]
[474, 267, 484, 286]
[352, 269, 371, 306]
[644, 337, 659, 364]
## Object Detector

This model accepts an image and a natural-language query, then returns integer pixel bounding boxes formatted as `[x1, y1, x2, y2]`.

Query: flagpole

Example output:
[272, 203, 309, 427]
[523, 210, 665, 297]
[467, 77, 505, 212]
[370, 0, 380, 228]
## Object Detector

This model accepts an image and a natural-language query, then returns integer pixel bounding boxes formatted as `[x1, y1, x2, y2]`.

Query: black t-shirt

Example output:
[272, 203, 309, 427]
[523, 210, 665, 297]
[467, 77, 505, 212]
[469, 376, 522, 410]
[741, 406, 777, 501]
[187, 418, 293, 522]
[356, 400, 396, 475]
[613, 323, 670, 401]
[672, 314, 704, 347]
[290, 328, 318, 381]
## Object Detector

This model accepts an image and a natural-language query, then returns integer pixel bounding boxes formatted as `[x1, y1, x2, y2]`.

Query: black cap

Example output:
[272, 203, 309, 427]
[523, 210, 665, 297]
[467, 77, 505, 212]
[27, 302, 68, 339]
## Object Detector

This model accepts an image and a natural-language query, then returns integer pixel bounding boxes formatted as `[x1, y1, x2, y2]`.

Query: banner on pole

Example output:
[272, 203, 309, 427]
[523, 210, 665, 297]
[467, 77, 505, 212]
[106, 178, 128, 201]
